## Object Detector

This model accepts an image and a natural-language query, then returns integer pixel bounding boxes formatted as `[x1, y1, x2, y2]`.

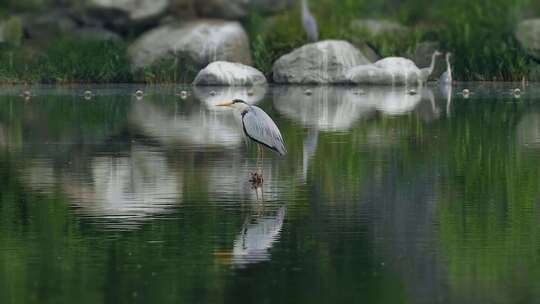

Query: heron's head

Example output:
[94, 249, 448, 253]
[216, 99, 249, 110]
[434, 50, 443, 57]
[446, 52, 452, 60]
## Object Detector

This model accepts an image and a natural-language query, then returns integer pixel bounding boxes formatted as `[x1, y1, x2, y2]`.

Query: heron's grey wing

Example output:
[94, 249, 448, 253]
[242, 106, 287, 156]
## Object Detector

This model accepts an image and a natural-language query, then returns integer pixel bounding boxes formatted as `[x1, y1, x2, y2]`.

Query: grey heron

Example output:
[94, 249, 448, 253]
[420, 50, 443, 82]
[301, 0, 319, 42]
[217, 99, 287, 181]
[439, 53, 452, 84]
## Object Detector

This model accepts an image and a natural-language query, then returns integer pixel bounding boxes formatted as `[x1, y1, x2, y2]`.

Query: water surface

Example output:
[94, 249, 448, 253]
[1, 83, 540, 303]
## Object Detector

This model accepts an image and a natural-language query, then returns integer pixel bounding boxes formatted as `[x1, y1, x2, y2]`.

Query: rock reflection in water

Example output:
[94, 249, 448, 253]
[63, 145, 182, 229]
[18, 144, 182, 229]
[274, 86, 434, 180]
[193, 85, 267, 109]
[370, 86, 423, 115]
[273, 86, 375, 131]
[130, 100, 243, 148]
[131, 87, 267, 149]
[274, 86, 436, 130]
[439, 83, 453, 116]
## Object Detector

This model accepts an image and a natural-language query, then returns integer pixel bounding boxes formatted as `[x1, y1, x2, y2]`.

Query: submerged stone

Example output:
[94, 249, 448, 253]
[272, 40, 370, 84]
[193, 61, 267, 86]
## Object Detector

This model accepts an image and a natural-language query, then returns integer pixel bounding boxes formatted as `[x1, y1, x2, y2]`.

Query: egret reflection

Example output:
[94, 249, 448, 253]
[439, 82, 453, 116]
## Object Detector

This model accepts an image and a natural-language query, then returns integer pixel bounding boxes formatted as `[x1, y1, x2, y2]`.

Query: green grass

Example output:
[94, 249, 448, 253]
[133, 56, 200, 84]
[0, 38, 132, 83]
[0, 0, 539, 83]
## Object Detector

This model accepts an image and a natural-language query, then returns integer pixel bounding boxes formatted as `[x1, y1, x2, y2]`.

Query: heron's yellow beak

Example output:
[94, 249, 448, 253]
[216, 100, 234, 107]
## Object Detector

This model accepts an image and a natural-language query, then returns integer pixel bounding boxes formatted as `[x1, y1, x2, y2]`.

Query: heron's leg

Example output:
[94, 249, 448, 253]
[256, 145, 261, 173]
[260, 148, 264, 176]
[255, 186, 259, 201]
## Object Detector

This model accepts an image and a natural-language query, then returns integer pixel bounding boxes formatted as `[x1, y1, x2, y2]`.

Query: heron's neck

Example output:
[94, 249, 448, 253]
[428, 52, 438, 74]
[446, 56, 452, 81]
[302, 0, 309, 16]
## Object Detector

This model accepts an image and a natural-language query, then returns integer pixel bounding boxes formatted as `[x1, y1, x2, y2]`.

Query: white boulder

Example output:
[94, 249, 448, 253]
[272, 40, 371, 84]
[193, 61, 267, 86]
[129, 20, 252, 70]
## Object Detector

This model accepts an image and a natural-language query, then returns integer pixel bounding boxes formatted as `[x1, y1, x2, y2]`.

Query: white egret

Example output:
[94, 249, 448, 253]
[439, 53, 452, 84]
[420, 50, 443, 82]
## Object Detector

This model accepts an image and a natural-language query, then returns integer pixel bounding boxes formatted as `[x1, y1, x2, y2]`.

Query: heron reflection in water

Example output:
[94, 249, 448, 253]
[217, 99, 287, 183]
[215, 205, 286, 267]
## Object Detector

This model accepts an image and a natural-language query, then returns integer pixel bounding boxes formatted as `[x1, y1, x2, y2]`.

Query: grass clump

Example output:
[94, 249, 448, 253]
[246, 12, 306, 78]
[0, 37, 132, 83]
[133, 55, 200, 84]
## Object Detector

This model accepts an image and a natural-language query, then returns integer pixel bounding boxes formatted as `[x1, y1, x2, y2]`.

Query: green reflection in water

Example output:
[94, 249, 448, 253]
[0, 85, 539, 303]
